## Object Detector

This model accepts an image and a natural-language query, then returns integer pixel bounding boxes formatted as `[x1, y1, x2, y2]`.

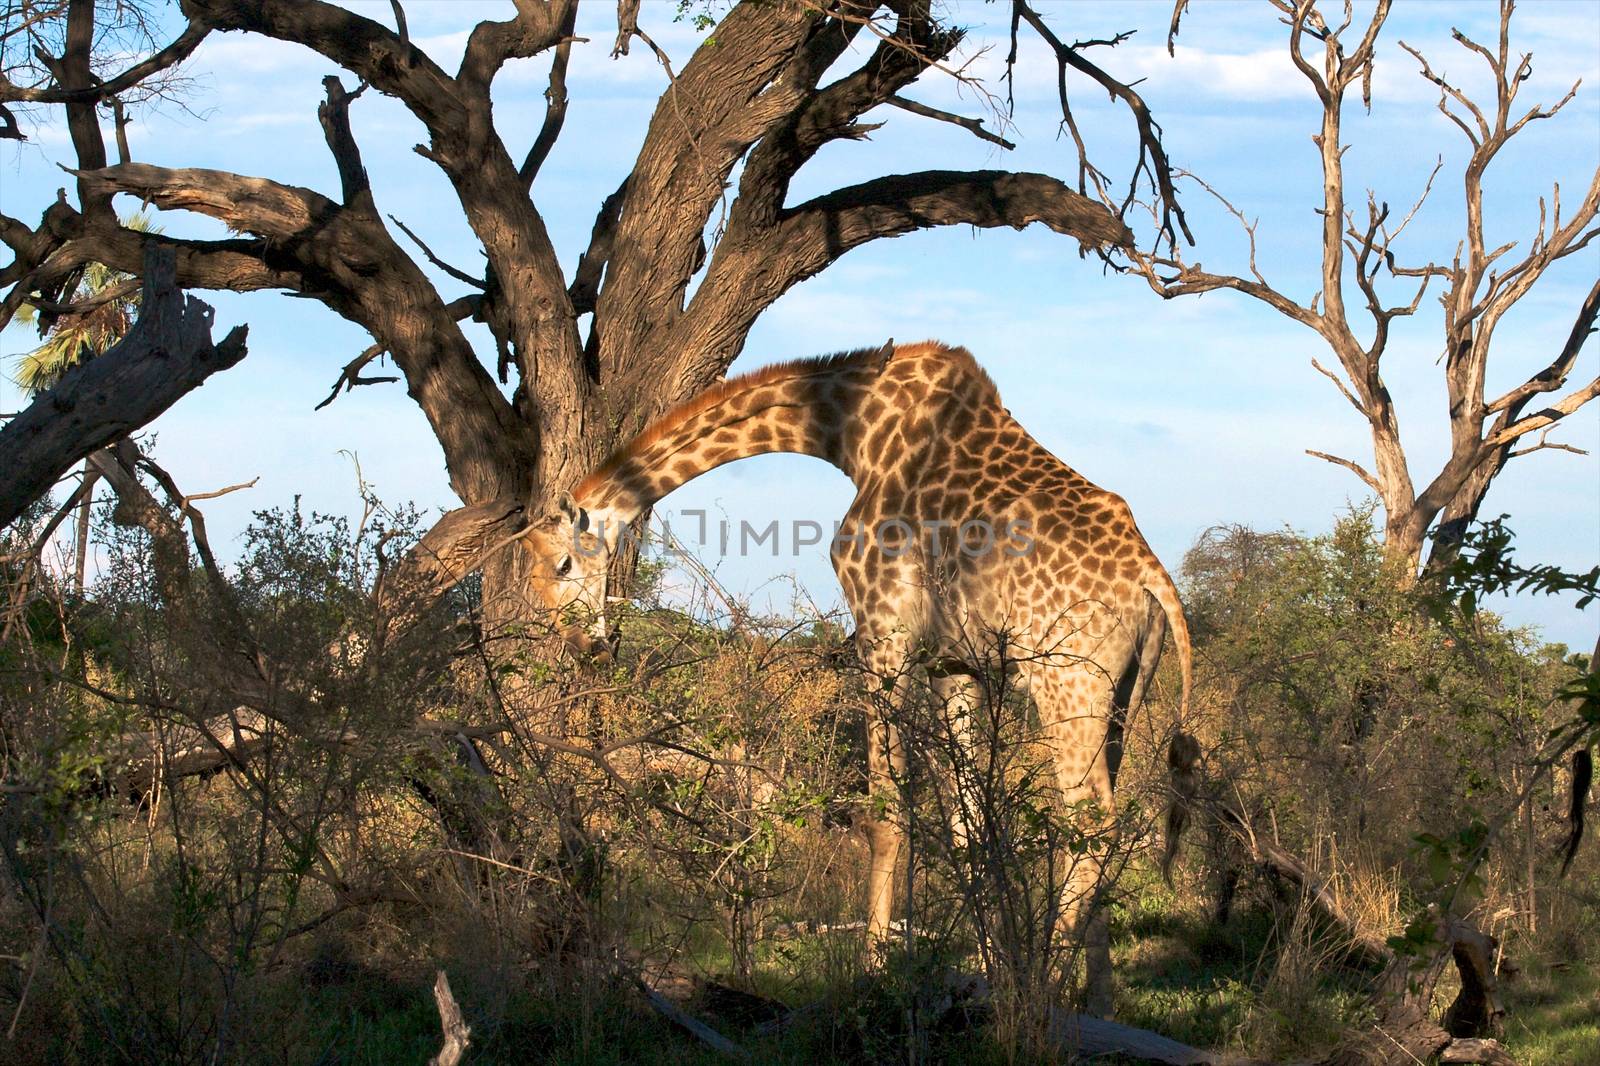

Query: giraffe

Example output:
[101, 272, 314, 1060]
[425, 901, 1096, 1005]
[519, 340, 1197, 1016]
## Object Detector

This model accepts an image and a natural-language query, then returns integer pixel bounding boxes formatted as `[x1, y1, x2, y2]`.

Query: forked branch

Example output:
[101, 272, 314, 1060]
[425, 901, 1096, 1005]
[1012, 0, 1190, 249]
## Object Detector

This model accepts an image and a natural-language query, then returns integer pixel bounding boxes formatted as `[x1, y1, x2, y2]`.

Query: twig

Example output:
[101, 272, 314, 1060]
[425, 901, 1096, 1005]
[4, 899, 48, 1039]
[887, 94, 1014, 150]
[1166, 0, 1189, 56]
[1013, 0, 1191, 248]
[180, 477, 259, 508]
[1507, 427, 1588, 459]
[315, 342, 398, 410]
[387, 214, 485, 289]
[1311, 357, 1369, 416]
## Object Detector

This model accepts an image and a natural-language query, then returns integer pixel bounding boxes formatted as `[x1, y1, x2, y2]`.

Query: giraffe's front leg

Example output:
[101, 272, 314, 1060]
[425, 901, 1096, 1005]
[930, 672, 983, 855]
[865, 699, 907, 945]
[855, 629, 917, 950]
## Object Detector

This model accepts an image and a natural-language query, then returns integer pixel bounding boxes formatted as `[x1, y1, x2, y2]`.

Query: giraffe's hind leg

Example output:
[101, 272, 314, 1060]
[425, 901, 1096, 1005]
[1042, 601, 1173, 1016]
[1028, 659, 1125, 1018]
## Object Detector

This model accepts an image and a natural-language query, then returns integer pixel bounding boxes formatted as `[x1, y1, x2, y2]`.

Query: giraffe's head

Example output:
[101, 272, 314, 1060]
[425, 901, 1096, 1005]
[523, 492, 620, 662]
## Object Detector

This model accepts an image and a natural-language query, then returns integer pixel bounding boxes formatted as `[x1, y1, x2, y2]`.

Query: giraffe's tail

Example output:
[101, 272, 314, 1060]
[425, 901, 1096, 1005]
[1144, 567, 1200, 884]
[1142, 567, 1193, 722]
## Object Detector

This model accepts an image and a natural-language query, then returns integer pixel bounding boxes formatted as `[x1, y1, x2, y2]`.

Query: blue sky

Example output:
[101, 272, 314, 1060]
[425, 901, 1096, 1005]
[2, 0, 1597, 647]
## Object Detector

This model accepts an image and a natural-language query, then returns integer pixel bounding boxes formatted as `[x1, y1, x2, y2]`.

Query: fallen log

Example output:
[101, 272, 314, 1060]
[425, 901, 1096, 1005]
[1204, 797, 1517, 1066]
[1441, 920, 1506, 1038]
[1210, 797, 1390, 967]
[628, 970, 747, 1060]
[1440, 1038, 1518, 1065]
[1048, 1009, 1226, 1065]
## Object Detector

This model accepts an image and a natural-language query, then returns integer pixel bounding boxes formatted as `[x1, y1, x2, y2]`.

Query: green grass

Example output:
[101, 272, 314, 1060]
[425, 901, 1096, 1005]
[33, 889, 1599, 1064]
[285, 906, 1593, 1066]
[1502, 958, 1600, 1066]
[284, 969, 1005, 1066]
[1109, 882, 1375, 1060]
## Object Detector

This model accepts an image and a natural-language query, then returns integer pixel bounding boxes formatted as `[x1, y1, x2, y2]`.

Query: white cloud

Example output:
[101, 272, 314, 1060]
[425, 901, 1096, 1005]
[197, 34, 324, 76]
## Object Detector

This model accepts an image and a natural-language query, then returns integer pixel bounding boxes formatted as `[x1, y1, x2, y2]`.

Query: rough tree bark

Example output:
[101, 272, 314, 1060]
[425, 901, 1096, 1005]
[1, 0, 1153, 644]
[1132, 0, 1599, 577]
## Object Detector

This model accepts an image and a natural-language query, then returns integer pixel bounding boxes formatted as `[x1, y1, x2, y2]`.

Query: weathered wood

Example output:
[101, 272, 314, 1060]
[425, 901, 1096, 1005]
[428, 970, 471, 1066]
[1049, 1009, 1223, 1065]
[1441, 920, 1506, 1038]
[1440, 1038, 1518, 1065]
[71, 159, 536, 506]
[1213, 798, 1391, 967]
[118, 712, 270, 797]
[632, 973, 748, 1060]
[0, 247, 246, 529]
[1319, 1001, 1453, 1066]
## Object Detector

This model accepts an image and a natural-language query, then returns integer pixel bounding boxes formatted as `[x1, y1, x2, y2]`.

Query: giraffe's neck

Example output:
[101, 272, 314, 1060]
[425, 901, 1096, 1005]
[573, 347, 892, 537]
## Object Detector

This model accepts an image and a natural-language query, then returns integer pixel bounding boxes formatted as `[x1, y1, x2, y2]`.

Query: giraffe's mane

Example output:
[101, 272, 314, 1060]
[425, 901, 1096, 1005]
[575, 340, 986, 499]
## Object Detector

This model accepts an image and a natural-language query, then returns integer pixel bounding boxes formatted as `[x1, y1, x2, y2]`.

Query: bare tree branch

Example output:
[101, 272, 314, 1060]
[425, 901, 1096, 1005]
[1166, 0, 1189, 56]
[1306, 449, 1384, 495]
[519, 3, 578, 188]
[315, 342, 397, 411]
[63, 161, 535, 503]
[388, 214, 485, 289]
[74, 161, 345, 243]
[1507, 427, 1589, 460]
[1485, 376, 1600, 449]
[887, 94, 1014, 150]
[783, 169, 1131, 256]
[317, 75, 371, 204]
[0, 21, 208, 106]
[458, 0, 574, 94]
[1487, 278, 1600, 416]
[1014, 0, 1190, 248]
[1311, 358, 1369, 417]
[181, 0, 465, 134]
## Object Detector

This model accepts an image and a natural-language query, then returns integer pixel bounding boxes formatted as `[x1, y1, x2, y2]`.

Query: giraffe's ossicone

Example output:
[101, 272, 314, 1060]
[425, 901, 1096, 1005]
[518, 340, 1199, 1017]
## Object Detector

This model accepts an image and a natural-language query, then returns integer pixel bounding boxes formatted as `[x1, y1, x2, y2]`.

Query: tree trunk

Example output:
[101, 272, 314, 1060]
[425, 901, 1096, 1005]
[1424, 448, 1506, 574]
[1381, 506, 1429, 582]
[1522, 768, 1538, 935]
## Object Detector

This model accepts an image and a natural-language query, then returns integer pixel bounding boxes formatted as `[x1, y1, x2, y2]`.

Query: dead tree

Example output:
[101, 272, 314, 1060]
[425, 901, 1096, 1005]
[1129, 0, 1598, 575]
[0, 0, 1167, 649]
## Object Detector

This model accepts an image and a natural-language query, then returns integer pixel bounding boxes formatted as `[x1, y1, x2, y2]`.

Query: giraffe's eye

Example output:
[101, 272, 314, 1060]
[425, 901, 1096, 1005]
[556, 555, 572, 577]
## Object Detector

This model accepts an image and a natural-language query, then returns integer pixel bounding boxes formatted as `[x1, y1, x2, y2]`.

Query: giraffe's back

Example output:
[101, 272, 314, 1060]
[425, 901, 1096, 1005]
[836, 342, 1170, 661]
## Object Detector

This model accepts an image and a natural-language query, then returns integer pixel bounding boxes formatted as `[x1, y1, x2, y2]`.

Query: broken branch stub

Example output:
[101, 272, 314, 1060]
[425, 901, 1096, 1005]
[0, 245, 248, 529]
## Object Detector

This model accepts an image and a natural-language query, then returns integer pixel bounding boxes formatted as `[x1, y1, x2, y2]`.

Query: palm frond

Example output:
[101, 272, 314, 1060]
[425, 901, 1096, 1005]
[13, 333, 91, 392]
[10, 212, 162, 395]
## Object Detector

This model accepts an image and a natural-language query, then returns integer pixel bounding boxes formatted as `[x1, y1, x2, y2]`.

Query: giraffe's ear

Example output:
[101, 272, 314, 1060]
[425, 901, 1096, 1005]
[558, 491, 590, 534]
